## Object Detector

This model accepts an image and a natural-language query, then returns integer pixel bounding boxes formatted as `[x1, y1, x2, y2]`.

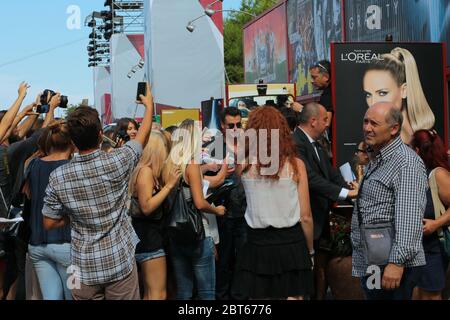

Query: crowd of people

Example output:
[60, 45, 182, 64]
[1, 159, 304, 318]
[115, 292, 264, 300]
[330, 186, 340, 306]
[0, 52, 449, 301]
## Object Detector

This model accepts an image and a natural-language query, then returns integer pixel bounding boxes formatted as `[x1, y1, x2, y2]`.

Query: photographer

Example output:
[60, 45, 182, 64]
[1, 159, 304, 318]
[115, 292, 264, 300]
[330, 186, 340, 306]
[0, 88, 61, 300]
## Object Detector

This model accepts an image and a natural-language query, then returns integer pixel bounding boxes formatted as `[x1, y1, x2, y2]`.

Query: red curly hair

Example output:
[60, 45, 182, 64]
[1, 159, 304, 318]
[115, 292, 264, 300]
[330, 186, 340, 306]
[411, 130, 449, 171]
[243, 106, 299, 181]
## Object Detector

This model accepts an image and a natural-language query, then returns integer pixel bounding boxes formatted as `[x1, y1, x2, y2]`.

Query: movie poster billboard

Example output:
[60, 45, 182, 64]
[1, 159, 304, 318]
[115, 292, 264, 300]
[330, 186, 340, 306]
[344, 0, 450, 65]
[243, 3, 288, 84]
[287, 0, 342, 96]
[201, 98, 224, 135]
[332, 42, 447, 167]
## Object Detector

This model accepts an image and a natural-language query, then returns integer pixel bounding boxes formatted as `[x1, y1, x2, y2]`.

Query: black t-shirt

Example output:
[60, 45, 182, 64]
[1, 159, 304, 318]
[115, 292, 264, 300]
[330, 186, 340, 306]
[8, 129, 43, 206]
[205, 140, 247, 219]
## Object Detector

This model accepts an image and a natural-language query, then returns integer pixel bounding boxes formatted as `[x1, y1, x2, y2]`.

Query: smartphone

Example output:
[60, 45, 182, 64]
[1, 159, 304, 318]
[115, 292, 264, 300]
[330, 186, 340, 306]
[136, 82, 147, 101]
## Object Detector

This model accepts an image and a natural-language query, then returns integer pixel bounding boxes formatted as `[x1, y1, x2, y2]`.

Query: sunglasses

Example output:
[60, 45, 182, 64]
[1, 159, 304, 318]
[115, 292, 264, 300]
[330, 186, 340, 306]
[315, 62, 329, 73]
[227, 122, 242, 129]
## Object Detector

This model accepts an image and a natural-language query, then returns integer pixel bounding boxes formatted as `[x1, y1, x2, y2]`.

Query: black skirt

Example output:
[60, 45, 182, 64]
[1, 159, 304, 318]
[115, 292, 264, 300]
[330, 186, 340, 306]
[231, 223, 314, 299]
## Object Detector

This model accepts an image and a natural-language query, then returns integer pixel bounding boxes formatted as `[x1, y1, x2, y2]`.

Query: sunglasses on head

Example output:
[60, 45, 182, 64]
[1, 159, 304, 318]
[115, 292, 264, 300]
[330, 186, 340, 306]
[315, 62, 329, 73]
[227, 122, 242, 129]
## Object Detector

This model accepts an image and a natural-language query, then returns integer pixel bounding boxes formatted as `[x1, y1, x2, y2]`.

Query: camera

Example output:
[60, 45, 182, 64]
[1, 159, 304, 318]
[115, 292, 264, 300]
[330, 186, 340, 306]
[116, 130, 130, 143]
[40, 89, 69, 108]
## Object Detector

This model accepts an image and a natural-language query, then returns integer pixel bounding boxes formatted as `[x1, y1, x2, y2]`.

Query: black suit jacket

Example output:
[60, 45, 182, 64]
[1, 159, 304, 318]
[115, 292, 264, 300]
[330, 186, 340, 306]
[293, 128, 347, 240]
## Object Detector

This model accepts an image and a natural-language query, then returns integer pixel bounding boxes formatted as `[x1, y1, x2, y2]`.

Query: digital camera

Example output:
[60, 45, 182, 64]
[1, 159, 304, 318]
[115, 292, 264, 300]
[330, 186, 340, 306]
[40, 89, 69, 108]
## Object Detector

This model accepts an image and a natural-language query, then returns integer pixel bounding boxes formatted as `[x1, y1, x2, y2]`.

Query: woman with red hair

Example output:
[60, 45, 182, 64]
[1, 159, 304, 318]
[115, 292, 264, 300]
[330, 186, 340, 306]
[410, 130, 450, 300]
[231, 106, 314, 300]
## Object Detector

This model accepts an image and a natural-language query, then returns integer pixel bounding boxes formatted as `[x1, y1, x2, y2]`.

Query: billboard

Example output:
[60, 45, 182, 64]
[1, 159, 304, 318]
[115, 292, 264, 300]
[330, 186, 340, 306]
[332, 42, 447, 167]
[243, 3, 288, 84]
[93, 66, 111, 125]
[287, 0, 343, 96]
[344, 0, 450, 65]
[110, 34, 146, 121]
[144, 0, 224, 111]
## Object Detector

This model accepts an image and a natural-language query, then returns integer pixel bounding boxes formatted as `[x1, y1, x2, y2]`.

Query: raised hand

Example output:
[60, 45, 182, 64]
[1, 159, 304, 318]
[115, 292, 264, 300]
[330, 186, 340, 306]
[18, 82, 30, 98]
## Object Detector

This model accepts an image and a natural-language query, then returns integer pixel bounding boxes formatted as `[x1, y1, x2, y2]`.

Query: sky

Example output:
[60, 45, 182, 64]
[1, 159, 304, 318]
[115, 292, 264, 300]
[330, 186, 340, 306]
[0, 0, 242, 116]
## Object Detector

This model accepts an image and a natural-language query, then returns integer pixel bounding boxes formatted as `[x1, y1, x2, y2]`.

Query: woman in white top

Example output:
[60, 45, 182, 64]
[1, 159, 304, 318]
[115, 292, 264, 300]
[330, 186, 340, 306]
[231, 106, 314, 300]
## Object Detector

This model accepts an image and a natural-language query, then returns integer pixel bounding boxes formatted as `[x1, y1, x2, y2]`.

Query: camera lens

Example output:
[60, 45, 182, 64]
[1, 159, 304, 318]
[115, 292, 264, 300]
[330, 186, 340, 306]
[60, 96, 69, 108]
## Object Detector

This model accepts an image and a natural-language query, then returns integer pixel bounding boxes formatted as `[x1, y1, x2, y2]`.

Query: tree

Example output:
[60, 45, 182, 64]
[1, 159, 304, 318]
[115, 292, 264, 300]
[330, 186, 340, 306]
[224, 0, 279, 84]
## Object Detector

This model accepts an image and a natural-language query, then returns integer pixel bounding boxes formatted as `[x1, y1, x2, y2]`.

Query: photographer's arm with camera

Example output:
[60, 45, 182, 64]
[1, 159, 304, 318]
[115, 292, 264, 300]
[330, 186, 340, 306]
[41, 93, 60, 129]
[0, 82, 29, 143]
[134, 82, 153, 148]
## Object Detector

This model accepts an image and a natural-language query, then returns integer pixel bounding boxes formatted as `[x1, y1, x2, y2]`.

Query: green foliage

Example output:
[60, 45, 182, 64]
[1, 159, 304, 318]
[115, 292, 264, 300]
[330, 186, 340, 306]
[224, 0, 279, 84]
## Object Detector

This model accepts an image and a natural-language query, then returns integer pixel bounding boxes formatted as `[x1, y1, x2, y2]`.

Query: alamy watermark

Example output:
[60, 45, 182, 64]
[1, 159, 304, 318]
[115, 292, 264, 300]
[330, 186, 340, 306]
[170, 123, 281, 176]
[66, 5, 81, 30]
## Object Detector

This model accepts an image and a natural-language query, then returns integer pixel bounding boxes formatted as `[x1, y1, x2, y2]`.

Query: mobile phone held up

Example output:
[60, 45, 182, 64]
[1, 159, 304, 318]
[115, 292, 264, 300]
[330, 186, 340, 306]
[136, 82, 147, 102]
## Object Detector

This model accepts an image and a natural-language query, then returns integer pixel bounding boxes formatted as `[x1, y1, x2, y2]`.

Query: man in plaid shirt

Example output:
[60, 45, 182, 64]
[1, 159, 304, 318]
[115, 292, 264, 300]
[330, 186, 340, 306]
[42, 83, 153, 300]
[352, 102, 427, 300]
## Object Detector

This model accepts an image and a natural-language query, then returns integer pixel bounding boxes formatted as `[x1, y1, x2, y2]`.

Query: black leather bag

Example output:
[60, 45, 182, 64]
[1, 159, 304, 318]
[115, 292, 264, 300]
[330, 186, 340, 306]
[166, 182, 205, 243]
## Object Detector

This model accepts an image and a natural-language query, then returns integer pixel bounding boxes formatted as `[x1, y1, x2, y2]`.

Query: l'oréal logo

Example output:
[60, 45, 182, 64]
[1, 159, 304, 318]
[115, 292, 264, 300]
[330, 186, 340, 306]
[341, 50, 384, 64]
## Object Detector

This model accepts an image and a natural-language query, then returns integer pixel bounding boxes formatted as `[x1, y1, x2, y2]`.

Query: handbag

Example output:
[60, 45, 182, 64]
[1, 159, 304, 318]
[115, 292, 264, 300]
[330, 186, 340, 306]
[356, 171, 394, 266]
[129, 196, 164, 220]
[166, 181, 205, 243]
[429, 169, 450, 259]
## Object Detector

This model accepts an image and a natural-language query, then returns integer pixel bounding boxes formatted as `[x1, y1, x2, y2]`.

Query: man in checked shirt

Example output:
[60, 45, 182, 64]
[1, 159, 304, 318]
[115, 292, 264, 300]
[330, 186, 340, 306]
[352, 102, 428, 300]
[41, 83, 153, 300]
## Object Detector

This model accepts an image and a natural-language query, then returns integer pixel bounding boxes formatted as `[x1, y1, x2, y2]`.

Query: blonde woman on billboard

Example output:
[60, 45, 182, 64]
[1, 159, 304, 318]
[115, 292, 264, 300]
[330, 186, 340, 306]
[363, 47, 435, 144]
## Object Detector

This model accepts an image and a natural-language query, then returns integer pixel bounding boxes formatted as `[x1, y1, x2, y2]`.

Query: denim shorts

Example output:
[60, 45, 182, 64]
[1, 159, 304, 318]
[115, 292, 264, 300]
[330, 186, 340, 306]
[135, 248, 166, 264]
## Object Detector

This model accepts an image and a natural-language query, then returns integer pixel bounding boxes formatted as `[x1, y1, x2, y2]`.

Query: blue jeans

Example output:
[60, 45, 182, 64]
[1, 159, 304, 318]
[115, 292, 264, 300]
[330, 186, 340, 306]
[170, 236, 215, 300]
[361, 266, 424, 300]
[216, 216, 247, 300]
[28, 243, 72, 300]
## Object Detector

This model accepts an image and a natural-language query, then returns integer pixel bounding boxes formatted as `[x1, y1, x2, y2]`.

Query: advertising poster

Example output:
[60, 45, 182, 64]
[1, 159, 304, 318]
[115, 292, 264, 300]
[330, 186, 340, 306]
[243, 3, 288, 84]
[332, 42, 447, 167]
[287, 0, 342, 96]
[344, 0, 450, 65]
[201, 98, 224, 135]
[161, 109, 200, 129]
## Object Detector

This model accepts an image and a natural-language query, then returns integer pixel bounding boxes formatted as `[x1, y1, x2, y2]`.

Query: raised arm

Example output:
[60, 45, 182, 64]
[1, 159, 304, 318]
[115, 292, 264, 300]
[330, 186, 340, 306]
[0, 82, 29, 141]
[134, 82, 153, 147]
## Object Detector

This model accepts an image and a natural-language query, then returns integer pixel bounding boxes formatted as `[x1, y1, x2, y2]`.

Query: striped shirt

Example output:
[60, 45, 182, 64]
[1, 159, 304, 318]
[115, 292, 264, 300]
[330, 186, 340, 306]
[351, 136, 427, 277]
[43, 141, 142, 285]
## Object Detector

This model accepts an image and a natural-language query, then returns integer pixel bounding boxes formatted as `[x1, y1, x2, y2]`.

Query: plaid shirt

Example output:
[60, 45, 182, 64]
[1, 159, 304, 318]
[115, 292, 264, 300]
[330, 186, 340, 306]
[43, 141, 142, 285]
[351, 136, 427, 277]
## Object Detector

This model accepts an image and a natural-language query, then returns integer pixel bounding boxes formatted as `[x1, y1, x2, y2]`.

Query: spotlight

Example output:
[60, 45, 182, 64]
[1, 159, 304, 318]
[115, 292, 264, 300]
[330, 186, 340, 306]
[205, 9, 215, 17]
[186, 23, 195, 33]
[87, 19, 96, 28]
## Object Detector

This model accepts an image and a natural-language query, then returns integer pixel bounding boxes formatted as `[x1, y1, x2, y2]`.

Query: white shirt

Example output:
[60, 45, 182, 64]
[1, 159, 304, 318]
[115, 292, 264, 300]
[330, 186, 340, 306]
[241, 164, 300, 229]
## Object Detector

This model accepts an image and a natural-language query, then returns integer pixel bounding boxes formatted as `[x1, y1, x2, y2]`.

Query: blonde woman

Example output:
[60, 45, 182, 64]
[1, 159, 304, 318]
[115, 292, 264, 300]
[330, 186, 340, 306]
[164, 119, 226, 300]
[128, 131, 181, 300]
[363, 47, 435, 144]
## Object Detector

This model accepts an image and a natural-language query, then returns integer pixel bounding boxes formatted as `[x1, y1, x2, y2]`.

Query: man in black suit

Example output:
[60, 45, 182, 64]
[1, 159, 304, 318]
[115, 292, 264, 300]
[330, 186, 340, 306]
[293, 102, 358, 299]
